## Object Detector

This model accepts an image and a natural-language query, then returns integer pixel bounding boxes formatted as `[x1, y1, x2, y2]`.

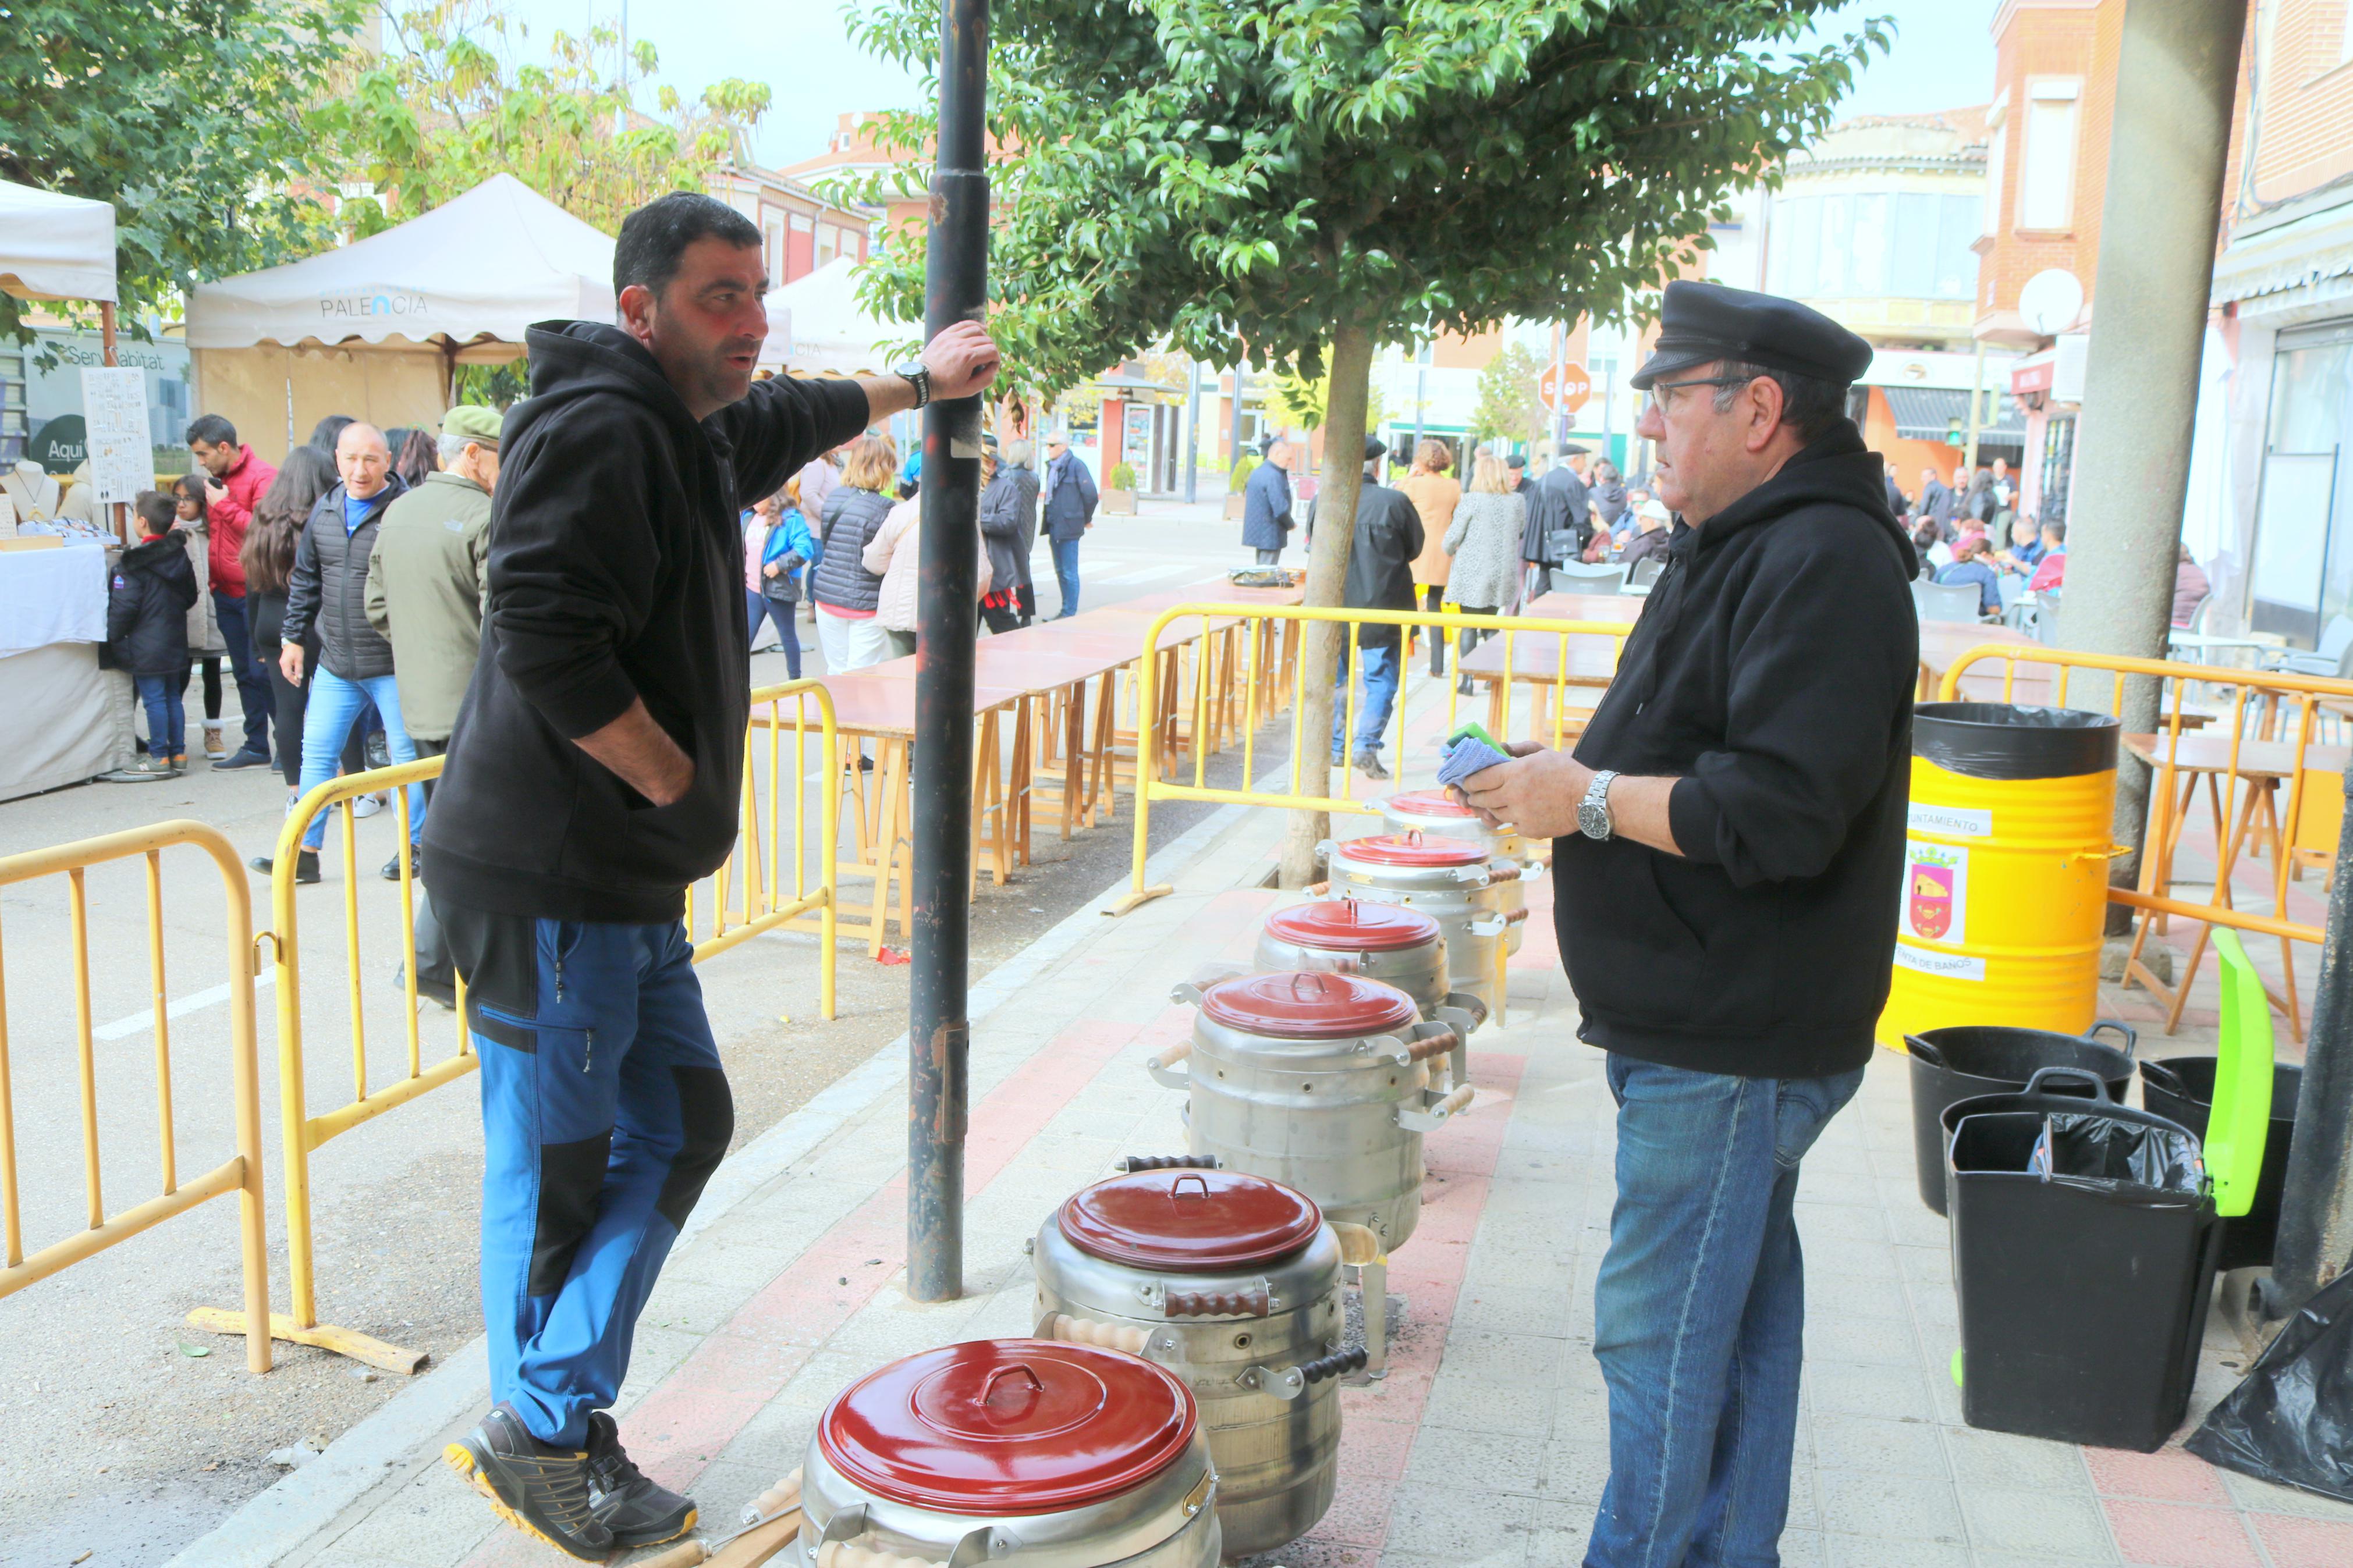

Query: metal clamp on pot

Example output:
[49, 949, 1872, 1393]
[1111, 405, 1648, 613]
[1030, 1168, 1347, 1558]
[1396, 1082, 1477, 1134]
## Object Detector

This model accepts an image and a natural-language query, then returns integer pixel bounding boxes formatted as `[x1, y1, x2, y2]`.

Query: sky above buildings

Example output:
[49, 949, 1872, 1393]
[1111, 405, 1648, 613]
[495, 0, 1998, 170]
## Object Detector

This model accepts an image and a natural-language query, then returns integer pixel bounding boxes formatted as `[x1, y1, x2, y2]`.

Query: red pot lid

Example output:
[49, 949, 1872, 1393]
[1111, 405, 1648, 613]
[1264, 897, 1440, 954]
[819, 1339, 1196, 1514]
[1058, 1168, 1322, 1272]
[1337, 830, 1487, 867]
[1386, 790, 1478, 820]
[1198, 970, 1418, 1039]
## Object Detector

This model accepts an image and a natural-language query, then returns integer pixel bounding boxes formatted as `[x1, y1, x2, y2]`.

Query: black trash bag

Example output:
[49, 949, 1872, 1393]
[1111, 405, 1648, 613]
[2041, 1111, 2205, 1190]
[2186, 1268, 2353, 1503]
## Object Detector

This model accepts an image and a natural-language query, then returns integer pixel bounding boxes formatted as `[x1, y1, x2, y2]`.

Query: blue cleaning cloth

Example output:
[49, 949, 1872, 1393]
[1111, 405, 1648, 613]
[1436, 735, 1514, 790]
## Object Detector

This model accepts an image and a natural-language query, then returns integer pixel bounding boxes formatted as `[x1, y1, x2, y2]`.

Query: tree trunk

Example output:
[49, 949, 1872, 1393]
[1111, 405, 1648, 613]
[1279, 323, 1376, 887]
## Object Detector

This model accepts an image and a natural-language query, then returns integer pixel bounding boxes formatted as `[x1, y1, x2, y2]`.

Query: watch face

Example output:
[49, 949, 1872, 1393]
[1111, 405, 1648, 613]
[1579, 801, 1609, 838]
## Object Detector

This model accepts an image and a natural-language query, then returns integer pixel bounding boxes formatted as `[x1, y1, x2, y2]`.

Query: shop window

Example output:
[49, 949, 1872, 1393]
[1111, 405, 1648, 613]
[1982, 120, 2008, 236]
[2250, 323, 2353, 646]
[2039, 415, 2075, 527]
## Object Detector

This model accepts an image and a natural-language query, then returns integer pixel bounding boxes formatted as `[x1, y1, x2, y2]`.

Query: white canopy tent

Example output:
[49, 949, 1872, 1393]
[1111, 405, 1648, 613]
[0, 180, 118, 304]
[185, 174, 617, 458]
[760, 256, 916, 377]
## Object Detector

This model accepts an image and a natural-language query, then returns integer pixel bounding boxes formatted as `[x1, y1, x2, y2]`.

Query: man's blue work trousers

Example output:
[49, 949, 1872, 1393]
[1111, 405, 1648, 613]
[439, 900, 733, 1448]
[1584, 1054, 1864, 1568]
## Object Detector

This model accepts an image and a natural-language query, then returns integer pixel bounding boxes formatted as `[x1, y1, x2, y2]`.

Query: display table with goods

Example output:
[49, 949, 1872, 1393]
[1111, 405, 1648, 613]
[0, 536, 115, 799]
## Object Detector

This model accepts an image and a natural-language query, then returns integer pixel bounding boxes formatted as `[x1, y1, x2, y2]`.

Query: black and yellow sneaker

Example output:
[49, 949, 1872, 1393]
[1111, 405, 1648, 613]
[443, 1404, 614, 1561]
[585, 1411, 697, 1548]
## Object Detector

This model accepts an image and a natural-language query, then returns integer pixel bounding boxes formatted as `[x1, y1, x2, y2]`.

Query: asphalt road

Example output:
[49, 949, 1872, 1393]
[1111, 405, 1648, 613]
[0, 497, 1279, 1566]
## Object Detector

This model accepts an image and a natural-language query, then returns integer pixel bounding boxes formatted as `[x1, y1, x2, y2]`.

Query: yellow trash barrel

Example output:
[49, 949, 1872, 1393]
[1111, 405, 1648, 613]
[1878, 702, 2121, 1047]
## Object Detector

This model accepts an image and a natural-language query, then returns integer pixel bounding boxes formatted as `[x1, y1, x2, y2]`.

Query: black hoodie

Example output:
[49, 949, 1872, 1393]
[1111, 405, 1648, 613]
[108, 532, 201, 677]
[423, 321, 869, 923]
[1555, 422, 1919, 1080]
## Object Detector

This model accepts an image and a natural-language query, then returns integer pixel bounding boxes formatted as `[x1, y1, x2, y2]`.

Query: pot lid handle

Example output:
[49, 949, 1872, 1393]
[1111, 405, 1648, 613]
[1287, 970, 1337, 1001]
[978, 1363, 1045, 1409]
[1168, 1172, 1211, 1201]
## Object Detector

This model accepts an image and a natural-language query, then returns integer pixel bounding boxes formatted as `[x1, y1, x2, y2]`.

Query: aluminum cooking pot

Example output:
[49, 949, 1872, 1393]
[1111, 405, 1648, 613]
[800, 1338, 1220, 1567]
[1151, 970, 1473, 1249]
[1252, 896, 1486, 1033]
[1323, 831, 1517, 1015]
[1029, 1167, 1370, 1558]
[1380, 790, 1539, 954]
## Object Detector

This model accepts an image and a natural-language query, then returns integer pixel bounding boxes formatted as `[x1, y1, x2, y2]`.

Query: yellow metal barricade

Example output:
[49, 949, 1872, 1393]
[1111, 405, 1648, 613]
[1939, 645, 2353, 1041]
[193, 680, 840, 1370]
[0, 823, 272, 1373]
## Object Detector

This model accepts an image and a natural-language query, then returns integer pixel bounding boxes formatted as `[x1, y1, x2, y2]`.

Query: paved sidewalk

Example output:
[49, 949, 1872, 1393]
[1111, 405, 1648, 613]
[175, 801, 2353, 1568]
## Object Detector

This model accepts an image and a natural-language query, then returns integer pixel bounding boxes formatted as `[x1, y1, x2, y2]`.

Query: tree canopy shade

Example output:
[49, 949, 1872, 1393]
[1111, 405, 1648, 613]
[0, 0, 365, 347]
[317, 1, 773, 241]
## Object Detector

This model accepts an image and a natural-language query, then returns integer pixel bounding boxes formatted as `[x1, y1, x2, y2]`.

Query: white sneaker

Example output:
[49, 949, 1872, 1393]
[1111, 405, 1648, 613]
[352, 793, 383, 819]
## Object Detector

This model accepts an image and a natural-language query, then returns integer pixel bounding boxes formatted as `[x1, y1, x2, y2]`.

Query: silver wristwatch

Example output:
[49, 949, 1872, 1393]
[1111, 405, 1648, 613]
[1578, 770, 1619, 841]
[892, 359, 932, 408]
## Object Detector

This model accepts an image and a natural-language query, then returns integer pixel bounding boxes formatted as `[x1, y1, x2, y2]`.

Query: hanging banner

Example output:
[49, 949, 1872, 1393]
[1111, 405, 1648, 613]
[80, 366, 155, 504]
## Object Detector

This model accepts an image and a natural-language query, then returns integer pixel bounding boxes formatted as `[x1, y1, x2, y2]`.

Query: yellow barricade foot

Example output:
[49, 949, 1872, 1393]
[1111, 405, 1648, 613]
[186, 1307, 430, 1375]
[1105, 884, 1173, 918]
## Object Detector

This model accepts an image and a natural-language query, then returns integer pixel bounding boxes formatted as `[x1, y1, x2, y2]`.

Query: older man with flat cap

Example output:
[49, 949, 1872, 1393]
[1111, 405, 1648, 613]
[1453, 280, 1918, 1567]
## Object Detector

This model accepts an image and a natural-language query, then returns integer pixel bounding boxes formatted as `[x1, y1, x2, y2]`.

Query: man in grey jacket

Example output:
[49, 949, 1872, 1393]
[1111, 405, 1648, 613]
[254, 422, 419, 884]
[1002, 438, 1043, 624]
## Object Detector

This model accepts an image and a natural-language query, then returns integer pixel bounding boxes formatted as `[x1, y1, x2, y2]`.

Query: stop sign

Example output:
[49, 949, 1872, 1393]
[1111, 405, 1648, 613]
[1539, 361, 1592, 415]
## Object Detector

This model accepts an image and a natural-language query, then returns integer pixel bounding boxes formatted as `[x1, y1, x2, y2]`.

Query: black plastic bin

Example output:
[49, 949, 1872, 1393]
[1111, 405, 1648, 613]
[1907, 1020, 2136, 1214]
[1944, 1067, 2223, 1452]
[2140, 1057, 2302, 1271]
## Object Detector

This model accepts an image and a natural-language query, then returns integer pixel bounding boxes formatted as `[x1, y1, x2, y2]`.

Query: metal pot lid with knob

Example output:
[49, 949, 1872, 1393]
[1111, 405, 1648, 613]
[1334, 830, 1489, 869]
[1059, 1168, 1323, 1274]
[1262, 897, 1440, 955]
[1382, 791, 1533, 862]
[1197, 970, 1419, 1041]
[818, 1339, 1199, 1515]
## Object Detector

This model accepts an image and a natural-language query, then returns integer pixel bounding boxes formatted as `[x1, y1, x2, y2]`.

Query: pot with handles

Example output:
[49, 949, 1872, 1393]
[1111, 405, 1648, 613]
[1252, 895, 1487, 1038]
[1150, 970, 1472, 1250]
[1322, 831, 1515, 1016]
[799, 1338, 1220, 1568]
[1029, 1167, 1371, 1558]
[1379, 790, 1539, 954]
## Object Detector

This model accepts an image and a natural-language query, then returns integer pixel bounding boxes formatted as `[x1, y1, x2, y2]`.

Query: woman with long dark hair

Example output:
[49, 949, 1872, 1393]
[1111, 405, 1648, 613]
[241, 447, 364, 801]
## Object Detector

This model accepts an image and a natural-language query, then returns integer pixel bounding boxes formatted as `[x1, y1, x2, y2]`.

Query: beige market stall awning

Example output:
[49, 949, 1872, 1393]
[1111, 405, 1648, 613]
[0, 180, 117, 304]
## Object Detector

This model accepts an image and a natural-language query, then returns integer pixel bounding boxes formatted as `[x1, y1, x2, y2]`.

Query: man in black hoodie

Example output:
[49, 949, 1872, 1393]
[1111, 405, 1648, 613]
[1455, 283, 1916, 1568]
[430, 191, 999, 1560]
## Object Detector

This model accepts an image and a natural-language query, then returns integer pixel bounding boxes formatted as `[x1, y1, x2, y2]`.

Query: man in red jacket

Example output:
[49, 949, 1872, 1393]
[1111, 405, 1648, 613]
[187, 414, 278, 768]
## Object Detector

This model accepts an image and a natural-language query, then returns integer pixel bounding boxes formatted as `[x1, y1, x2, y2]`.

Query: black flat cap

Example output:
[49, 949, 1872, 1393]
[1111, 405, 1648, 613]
[1363, 435, 1388, 462]
[1560, 443, 1590, 456]
[1506, 453, 1527, 468]
[1631, 280, 1874, 391]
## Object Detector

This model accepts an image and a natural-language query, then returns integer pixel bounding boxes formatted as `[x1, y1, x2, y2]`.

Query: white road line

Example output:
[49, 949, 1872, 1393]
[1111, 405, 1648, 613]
[92, 970, 279, 1041]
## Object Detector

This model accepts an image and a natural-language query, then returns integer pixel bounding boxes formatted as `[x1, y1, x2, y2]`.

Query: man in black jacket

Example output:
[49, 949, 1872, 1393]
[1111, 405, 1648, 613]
[256, 422, 416, 884]
[1520, 442, 1593, 592]
[1305, 436, 1422, 779]
[1455, 283, 1915, 1568]
[430, 191, 999, 1560]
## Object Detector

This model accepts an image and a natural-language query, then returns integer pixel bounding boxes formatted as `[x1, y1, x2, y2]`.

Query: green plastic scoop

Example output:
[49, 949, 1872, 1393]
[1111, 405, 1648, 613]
[2205, 929, 2274, 1220]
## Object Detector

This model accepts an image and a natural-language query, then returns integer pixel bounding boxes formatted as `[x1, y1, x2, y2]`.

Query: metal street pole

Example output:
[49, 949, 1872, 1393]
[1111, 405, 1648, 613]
[908, 0, 989, 1304]
[1184, 359, 1201, 504]
[1964, 339, 1986, 474]
[1229, 364, 1247, 472]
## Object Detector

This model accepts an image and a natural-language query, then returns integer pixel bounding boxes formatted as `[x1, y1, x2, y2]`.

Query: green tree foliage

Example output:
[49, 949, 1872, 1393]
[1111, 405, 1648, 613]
[0, 0, 366, 347]
[1262, 367, 1386, 434]
[318, 1, 773, 239]
[845, 0, 1882, 878]
[1470, 342, 1547, 449]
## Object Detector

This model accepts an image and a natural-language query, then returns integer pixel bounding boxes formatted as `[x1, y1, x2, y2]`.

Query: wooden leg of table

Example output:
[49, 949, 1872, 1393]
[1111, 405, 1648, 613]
[1013, 699, 1034, 867]
[867, 740, 905, 957]
[896, 745, 915, 941]
[2280, 934, 2305, 1044]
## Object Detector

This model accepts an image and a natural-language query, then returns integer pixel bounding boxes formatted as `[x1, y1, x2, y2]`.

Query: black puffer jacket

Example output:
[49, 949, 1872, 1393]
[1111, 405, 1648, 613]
[107, 534, 200, 677]
[282, 478, 408, 681]
[812, 485, 892, 613]
[979, 467, 1027, 593]
[1555, 424, 1919, 1080]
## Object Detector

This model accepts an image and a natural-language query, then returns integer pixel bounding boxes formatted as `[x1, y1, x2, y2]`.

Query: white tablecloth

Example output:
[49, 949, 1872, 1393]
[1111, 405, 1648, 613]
[0, 641, 114, 800]
[0, 539, 109, 656]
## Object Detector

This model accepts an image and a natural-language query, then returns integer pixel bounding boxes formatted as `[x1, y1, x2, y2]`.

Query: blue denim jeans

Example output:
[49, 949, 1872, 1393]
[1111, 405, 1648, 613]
[299, 667, 424, 850]
[1587, 1054, 1865, 1568]
[212, 591, 272, 755]
[133, 673, 185, 758]
[747, 588, 803, 679]
[1330, 640, 1400, 761]
[1052, 535, 1083, 617]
